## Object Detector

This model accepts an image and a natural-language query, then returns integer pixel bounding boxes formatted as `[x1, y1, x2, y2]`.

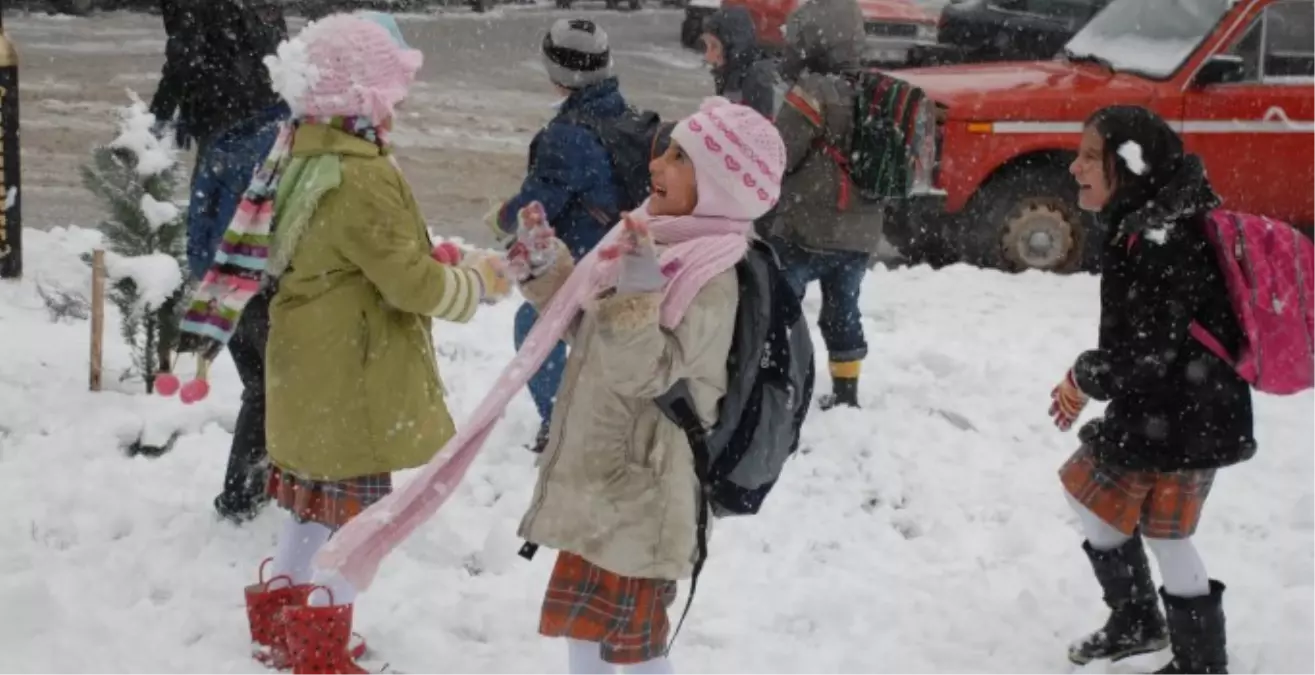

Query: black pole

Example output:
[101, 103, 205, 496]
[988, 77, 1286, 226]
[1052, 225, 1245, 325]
[0, 1, 21, 279]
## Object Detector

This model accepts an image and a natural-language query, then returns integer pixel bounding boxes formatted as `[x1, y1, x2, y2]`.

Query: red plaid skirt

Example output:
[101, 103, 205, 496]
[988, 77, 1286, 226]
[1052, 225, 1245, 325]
[266, 466, 392, 530]
[1060, 445, 1216, 539]
[540, 551, 678, 665]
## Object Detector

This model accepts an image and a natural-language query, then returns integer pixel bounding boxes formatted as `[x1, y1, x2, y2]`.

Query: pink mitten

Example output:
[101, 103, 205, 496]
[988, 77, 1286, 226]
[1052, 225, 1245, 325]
[506, 202, 559, 282]
[599, 214, 668, 294]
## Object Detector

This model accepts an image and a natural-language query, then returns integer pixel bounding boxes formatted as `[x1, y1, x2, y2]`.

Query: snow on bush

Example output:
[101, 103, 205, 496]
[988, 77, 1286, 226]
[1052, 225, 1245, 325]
[139, 193, 181, 233]
[107, 92, 176, 178]
[103, 251, 183, 312]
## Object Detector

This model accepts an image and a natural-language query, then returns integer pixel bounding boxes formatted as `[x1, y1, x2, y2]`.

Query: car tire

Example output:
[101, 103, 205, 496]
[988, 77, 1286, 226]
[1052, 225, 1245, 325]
[627, 0, 641, 10]
[961, 164, 1091, 274]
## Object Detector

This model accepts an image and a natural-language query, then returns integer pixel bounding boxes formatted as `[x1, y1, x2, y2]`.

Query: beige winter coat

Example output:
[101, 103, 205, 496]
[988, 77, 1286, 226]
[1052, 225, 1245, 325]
[516, 241, 739, 580]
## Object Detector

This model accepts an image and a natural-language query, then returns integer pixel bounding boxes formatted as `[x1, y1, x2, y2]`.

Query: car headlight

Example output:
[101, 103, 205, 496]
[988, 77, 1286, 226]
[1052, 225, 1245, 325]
[916, 23, 938, 42]
[908, 98, 939, 194]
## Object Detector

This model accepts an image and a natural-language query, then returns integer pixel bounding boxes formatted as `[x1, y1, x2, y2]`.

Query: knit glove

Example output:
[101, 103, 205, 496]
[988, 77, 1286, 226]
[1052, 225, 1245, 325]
[1049, 368, 1090, 432]
[599, 213, 668, 294]
[505, 201, 560, 283]
[483, 202, 516, 247]
[462, 251, 512, 304]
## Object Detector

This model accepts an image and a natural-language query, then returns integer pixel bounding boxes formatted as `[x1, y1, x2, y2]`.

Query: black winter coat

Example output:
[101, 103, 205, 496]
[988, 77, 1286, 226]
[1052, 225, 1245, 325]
[1074, 156, 1257, 472]
[150, 0, 287, 149]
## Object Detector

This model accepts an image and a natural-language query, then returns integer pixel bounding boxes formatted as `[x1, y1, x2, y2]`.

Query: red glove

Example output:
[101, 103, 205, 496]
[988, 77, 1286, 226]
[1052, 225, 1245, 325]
[432, 241, 462, 265]
[1049, 369, 1089, 432]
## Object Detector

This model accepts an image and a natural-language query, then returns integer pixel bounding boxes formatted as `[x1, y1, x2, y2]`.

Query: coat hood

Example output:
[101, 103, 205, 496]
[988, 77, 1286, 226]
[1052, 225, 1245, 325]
[1090, 106, 1220, 234]
[705, 6, 766, 95]
[780, 0, 865, 81]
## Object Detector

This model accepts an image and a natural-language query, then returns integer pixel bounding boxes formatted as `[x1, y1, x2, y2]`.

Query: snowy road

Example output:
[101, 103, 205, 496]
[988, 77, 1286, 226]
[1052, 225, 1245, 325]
[2, 227, 1312, 673]
[8, 5, 710, 239]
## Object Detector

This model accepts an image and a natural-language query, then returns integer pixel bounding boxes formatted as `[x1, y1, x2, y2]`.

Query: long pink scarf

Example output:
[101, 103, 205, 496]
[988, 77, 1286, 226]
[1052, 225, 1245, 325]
[315, 205, 749, 589]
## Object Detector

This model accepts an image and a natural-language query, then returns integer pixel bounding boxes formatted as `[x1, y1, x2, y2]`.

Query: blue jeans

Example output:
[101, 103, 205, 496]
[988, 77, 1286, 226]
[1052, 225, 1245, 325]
[185, 105, 288, 279]
[770, 237, 869, 363]
[514, 301, 568, 427]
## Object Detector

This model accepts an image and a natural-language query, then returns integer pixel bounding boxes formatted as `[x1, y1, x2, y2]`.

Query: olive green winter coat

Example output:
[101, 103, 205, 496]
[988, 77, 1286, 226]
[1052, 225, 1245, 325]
[265, 124, 485, 481]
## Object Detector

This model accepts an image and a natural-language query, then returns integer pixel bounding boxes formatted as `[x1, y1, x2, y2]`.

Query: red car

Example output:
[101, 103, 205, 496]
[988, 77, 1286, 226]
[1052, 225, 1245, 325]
[681, 0, 939, 68]
[886, 0, 1314, 272]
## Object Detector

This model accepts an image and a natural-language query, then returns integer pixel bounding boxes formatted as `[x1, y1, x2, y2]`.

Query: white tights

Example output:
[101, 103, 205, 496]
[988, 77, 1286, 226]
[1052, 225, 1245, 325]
[267, 514, 358, 606]
[1066, 492, 1211, 598]
[566, 639, 674, 674]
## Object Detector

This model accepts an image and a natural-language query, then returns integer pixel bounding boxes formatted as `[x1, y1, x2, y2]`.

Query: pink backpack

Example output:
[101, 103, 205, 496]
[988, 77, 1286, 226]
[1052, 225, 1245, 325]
[1188, 211, 1314, 395]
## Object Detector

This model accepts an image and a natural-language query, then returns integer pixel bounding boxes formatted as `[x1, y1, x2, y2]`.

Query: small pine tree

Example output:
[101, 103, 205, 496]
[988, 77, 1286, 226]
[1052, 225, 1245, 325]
[80, 93, 190, 393]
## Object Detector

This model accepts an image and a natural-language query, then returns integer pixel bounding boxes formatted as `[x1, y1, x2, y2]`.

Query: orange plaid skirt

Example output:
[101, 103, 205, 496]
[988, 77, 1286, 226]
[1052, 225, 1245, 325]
[266, 466, 392, 530]
[1060, 445, 1216, 539]
[540, 551, 678, 665]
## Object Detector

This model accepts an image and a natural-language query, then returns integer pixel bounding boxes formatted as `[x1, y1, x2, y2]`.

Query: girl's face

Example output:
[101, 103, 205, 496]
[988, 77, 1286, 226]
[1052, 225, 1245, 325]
[1071, 126, 1114, 212]
[648, 140, 699, 217]
[701, 33, 725, 68]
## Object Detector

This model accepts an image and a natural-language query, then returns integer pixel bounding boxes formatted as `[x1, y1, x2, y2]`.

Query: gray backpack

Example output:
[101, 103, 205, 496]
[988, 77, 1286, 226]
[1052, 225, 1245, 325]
[656, 238, 815, 647]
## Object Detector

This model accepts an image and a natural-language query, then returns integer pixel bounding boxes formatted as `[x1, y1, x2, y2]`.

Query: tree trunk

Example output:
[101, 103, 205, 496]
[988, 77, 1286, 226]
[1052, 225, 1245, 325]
[143, 311, 158, 394]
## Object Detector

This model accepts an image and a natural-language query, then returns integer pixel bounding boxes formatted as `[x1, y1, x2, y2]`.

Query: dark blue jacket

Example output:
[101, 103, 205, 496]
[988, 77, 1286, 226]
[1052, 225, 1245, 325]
[185, 103, 288, 278]
[499, 79, 626, 260]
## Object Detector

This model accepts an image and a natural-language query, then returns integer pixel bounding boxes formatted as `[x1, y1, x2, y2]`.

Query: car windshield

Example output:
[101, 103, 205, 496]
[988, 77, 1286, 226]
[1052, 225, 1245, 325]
[1062, 0, 1232, 79]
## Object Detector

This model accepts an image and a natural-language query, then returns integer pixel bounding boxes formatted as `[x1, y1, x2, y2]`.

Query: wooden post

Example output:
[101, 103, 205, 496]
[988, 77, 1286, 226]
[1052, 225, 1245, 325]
[89, 249, 105, 392]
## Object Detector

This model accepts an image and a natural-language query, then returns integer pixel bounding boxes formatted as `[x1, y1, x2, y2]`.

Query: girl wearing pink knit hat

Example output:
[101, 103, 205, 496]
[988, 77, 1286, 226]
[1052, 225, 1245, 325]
[501, 97, 786, 673]
[180, 13, 511, 674]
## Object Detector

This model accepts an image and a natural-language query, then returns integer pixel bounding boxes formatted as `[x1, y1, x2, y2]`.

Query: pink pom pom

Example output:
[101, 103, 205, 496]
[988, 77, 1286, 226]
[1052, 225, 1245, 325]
[432, 242, 462, 265]
[179, 379, 211, 405]
[155, 373, 181, 397]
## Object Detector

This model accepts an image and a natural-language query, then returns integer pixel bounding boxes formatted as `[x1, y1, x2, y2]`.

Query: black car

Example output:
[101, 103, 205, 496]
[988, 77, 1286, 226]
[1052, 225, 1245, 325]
[909, 0, 1110, 66]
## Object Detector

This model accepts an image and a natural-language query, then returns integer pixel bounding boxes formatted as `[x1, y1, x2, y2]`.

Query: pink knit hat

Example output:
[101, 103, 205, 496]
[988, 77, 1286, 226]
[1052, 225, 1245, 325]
[265, 13, 423, 126]
[669, 97, 786, 221]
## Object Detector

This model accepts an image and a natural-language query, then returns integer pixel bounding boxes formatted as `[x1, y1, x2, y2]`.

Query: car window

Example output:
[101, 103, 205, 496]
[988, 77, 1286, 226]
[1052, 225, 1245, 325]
[1226, 0, 1314, 82]
[1227, 13, 1264, 80]
[1265, 0, 1314, 79]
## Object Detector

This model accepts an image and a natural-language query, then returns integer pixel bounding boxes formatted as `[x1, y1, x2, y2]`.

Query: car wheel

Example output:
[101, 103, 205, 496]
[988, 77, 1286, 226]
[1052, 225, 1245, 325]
[962, 165, 1088, 273]
[627, 0, 641, 10]
[999, 199, 1080, 272]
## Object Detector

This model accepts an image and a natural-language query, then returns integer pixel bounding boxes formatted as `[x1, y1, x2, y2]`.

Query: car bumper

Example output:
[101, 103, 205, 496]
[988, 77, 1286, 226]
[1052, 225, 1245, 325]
[886, 190, 951, 253]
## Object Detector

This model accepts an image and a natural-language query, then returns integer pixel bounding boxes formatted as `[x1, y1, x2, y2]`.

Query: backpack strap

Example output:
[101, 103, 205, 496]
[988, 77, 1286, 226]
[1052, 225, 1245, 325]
[654, 381, 711, 655]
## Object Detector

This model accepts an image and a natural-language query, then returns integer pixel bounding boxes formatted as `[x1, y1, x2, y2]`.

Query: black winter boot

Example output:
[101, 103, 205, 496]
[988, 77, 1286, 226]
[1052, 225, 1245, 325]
[1068, 537, 1170, 665]
[1154, 580, 1227, 674]
[819, 377, 859, 410]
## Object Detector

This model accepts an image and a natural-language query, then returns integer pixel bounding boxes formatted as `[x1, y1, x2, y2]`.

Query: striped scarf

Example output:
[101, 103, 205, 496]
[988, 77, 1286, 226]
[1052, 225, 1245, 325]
[178, 116, 389, 361]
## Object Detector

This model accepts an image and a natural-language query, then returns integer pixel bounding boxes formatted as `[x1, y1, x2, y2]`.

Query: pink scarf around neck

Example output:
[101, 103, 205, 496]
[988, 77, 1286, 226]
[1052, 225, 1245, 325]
[314, 205, 749, 589]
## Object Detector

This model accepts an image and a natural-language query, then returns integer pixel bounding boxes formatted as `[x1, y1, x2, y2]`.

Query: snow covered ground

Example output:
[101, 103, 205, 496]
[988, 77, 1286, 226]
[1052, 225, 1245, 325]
[1, 227, 1311, 673]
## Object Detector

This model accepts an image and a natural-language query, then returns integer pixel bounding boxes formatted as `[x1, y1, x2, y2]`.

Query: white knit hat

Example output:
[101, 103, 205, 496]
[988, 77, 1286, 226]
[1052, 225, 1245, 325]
[541, 18, 614, 89]
[670, 97, 786, 221]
